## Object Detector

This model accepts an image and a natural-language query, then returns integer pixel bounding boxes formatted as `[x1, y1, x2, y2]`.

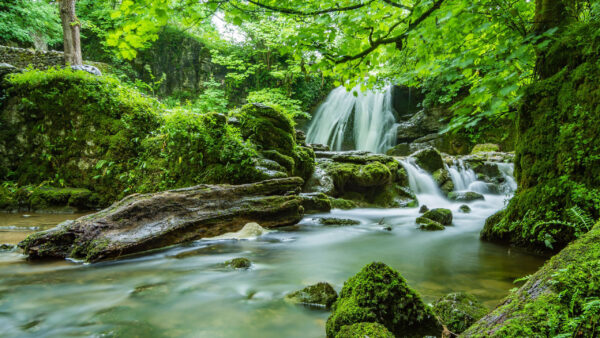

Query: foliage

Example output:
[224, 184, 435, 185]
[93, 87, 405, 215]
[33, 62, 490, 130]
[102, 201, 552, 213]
[0, 0, 62, 48]
[246, 88, 308, 120]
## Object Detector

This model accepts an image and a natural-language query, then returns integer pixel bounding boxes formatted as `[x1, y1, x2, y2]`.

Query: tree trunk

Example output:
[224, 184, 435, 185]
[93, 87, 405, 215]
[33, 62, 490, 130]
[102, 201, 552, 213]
[534, 0, 570, 78]
[59, 0, 82, 65]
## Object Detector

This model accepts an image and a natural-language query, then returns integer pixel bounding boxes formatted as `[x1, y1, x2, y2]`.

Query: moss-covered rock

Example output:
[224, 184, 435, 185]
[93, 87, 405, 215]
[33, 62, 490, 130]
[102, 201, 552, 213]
[235, 103, 315, 181]
[285, 282, 338, 309]
[326, 262, 443, 337]
[464, 222, 600, 337]
[459, 204, 472, 213]
[432, 292, 487, 334]
[335, 322, 394, 338]
[410, 147, 444, 173]
[0, 185, 98, 212]
[482, 22, 600, 252]
[422, 208, 453, 226]
[448, 191, 484, 202]
[300, 193, 332, 214]
[331, 198, 359, 210]
[471, 144, 500, 154]
[416, 217, 445, 231]
[225, 257, 251, 269]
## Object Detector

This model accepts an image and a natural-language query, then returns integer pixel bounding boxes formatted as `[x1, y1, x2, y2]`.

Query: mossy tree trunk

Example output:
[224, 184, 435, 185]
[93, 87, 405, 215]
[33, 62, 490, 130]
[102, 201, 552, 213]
[59, 0, 82, 65]
[481, 2, 600, 252]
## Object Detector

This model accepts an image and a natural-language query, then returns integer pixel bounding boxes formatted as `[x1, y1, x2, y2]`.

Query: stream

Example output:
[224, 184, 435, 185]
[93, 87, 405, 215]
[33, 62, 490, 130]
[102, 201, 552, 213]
[0, 162, 545, 338]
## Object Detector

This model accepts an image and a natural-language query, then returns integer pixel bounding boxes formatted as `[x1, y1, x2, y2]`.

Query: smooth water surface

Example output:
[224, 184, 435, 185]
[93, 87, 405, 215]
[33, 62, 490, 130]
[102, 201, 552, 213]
[0, 195, 545, 338]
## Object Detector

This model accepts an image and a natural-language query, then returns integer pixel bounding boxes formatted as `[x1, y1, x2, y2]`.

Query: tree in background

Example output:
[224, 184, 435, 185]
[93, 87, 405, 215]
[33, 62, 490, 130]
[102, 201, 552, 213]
[59, 0, 82, 65]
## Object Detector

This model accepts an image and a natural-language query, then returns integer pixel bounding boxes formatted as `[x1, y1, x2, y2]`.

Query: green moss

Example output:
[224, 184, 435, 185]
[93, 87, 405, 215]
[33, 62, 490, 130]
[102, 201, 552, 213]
[465, 222, 600, 337]
[285, 282, 338, 309]
[416, 217, 445, 231]
[326, 262, 443, 337]
[448, 191, 484, 202]
[483, 25, 600, 251]
[422, 208, 453, 226]
[331, 198, 358, 210]
[335, 322, 394, 338]
[318, 218, 360, 226]
[411, 147, 444, 173]
[225, 257, 252, 269]
[471, 143, 500, 154]
[432, 292, 487, 333]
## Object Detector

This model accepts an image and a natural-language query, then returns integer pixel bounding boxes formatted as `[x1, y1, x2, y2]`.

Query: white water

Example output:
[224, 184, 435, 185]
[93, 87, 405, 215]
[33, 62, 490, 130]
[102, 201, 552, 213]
[399, 159, 448, 207]
[306, 85, 397, 153]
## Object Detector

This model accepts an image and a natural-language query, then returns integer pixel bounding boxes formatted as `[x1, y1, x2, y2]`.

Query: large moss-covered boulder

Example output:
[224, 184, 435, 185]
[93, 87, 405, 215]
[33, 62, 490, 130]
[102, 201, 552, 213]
[448, 191, 484, 202]
[432, 292, 487, 334]
[235, 103, 315, 181]
[464, 222, 600, 337]
[482, 22, 600, 252]
[311, 152, 416, 208]
[410, 147, 444, 173]
[416, 217, 445, 231]
[335, 322, 394, 338]
[285, 282, 338, 309]
[326, 262, 444, 337]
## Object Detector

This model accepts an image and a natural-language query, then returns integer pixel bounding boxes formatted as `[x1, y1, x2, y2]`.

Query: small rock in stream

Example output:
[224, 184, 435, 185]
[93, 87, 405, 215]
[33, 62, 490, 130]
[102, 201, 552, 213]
[285, 282, 338, 309]
[225, 257, 252, 269]
[419, 205, 429, 213]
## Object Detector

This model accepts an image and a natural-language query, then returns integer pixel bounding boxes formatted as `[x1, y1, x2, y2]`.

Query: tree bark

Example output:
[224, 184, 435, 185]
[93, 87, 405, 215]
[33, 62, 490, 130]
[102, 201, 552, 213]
[534, 0, 570, 78]
[59, 0, 82, 65]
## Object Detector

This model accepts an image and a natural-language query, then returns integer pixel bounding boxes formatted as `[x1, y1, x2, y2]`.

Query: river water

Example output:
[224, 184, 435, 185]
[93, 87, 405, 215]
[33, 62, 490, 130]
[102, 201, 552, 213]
[0, 163, 545, 338]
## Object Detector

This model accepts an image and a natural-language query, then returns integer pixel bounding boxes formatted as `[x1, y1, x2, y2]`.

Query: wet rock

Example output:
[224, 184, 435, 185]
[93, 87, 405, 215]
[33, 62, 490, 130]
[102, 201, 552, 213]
[225, 257, 251, 269]
[416, 217, 445, 231]
[422, 208, 453, 226]
[330, 198, 358, 210]
[318, 218, 360, 226]
[326, 262, 444, 337]
[309, 144, 330, 152]
[0, 243, 16, 251]
[471, 143, 500, 154]
[208, 222, 269, 240]
[285, 282, 338, 309]
[19, 177, 306, 262]
[410, 147, 444, 173]
[295, 129, 306, 144]
[419, 205, 429, 213]
[332, 152, 394, 164]
[396, 110, 444, 143]
[71, 64, 102, 76]
[459, 204, 472, 213]
[386, 143, 411, 156]
[335, 322, 394, 338]
[432, 292, 488, 334]
[304, 164, 335, 195]
[470, 161, 502, 179]
[448, 191, 485, 202]
[300, 193, 332, 214]
[433, 168, 455, 194]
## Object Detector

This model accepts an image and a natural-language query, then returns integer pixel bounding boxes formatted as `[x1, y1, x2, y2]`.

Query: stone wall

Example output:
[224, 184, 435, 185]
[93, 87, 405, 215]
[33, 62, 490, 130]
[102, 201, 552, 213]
[0, 45, 64, 69]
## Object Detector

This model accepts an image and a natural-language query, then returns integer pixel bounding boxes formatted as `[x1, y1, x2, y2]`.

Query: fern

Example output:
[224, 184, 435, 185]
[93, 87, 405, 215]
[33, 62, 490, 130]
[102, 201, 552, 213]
[532, 206, 596, 249]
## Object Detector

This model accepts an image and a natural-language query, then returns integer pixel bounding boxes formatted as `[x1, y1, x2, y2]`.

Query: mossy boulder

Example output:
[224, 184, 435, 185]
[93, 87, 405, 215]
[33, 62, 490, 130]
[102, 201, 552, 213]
[331, 198, 359, 210]
[300, 193, 332, 214]
[335, 322, 394, 338]
[416, 217, 445, 231]
[459, 204, 472, 213]
[285, 282, 338, 309]
[448, 191, 484, 202]
[471, 144, 500, 154]
[410, 147, 444, 173]
[422, 208, 453, 226]
[432, 292, 487, 334]
[326, 262, 443, 337]
[235, 103, 315, 181]
[225, 257, 251, 269]
[0, 186, 97, 212]
[316, 154, 416, 208]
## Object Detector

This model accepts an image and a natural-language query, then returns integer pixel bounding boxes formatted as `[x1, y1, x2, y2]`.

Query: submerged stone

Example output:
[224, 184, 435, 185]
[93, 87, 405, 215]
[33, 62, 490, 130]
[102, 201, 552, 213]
[447, 191, 485, 202]
[459, 204, 472, 213]
[285, 282, 338, 309]
[419, 205, 429, 213]
[318, 218, 360, 226]
[326, 262, 443, 337]
[335, 322, 394, 338]
[432, 292, 487, 334]
[225, 257, 251, 269]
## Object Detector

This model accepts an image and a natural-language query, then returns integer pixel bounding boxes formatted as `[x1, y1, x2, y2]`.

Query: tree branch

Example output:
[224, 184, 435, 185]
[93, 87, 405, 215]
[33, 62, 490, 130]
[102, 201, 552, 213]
[244, 0, 376, 16]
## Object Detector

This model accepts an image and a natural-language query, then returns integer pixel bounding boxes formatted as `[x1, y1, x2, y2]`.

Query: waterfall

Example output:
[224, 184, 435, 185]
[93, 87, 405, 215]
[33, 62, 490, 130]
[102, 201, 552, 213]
[306, 85, 396, 153]
[497, 163, 518, 193]
[398, 160, 447, 207]
[446, 160, 490, 193]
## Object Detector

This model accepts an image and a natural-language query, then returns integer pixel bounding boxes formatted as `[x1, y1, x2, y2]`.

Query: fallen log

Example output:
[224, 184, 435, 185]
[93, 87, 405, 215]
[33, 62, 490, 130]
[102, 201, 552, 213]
[19, 177, 305, 262]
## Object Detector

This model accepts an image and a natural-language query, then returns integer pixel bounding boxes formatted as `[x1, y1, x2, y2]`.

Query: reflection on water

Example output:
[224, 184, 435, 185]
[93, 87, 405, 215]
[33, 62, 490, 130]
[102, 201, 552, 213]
[0, 213, 89, 245]
[0, 196, 546, 337]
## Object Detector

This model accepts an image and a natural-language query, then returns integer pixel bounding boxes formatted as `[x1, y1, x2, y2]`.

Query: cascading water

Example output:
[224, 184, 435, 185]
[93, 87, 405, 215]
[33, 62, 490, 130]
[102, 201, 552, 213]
[497, 162, 518, 192]
[398, 159, 448, 207]
[306, 85, 396, 153]
[447, 160, 490, 194]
